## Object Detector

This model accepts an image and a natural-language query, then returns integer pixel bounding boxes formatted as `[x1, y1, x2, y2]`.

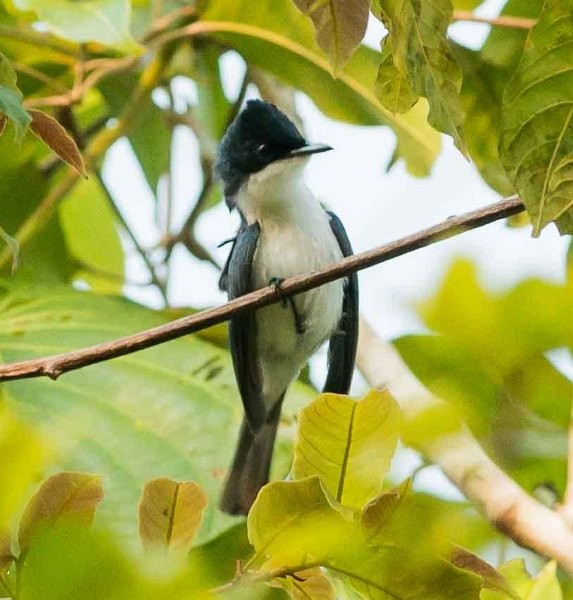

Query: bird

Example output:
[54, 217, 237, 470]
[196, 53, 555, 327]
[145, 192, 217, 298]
[215, 99, 358, 515]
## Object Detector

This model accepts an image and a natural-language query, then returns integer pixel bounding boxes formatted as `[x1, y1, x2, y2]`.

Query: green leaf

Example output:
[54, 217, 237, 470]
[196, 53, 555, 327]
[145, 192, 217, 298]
[0, 285, 309, 544]
[138, 478, 208, 556]
[10, 0, 141, 52]
[18, 472, 104, 552]
[499, 3, 573, 235]
[248, 477, 361, 568]
[200, 0, 441, 176]
[453, 44, 514, 195]
[275, 567, 335, 600]
[292, 391, 399, 509]
[0, 221, 18, 273]
[375, 44, 418, 114]
[58, 177, 125, 294]
[493, 560, 563, 600]
[376, 0, 466, 152]
[292, 0, 370, 71]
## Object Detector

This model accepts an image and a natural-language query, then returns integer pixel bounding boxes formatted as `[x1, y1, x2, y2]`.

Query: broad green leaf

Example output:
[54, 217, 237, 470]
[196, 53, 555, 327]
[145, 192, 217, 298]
[58, 177, 125, 294]
[0, 405, 45, 528]
[292, 0, 370, 71]
[0, 286, 310, 544]
[10, 0, 140, 52]
[138, 478, 208, 556]
[376, 0, 466, 152]
[18, 472, 104, 552]
[500, 3, 573, 235]
[200, 0, 441, 176]
[361, 479, 412, 541]
[375, 45, 418, 114]
[453, 44, 514, 195]
[248, 477, 359, 568]
[28, 109, 85, 175]
[292, 391, 399, 509]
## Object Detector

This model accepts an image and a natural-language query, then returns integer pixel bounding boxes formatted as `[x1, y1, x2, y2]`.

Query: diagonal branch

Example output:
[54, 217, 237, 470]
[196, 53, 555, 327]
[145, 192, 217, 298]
[356, 319, 573, 574]
[0, 196, 524, 382]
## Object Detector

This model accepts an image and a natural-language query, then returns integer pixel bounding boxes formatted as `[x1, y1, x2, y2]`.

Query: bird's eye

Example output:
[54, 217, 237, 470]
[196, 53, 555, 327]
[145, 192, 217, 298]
[256, 144, 268, 154]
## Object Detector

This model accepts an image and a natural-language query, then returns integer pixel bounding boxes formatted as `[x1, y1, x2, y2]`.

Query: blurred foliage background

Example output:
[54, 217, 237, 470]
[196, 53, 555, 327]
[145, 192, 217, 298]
[1, 0, 573, 598]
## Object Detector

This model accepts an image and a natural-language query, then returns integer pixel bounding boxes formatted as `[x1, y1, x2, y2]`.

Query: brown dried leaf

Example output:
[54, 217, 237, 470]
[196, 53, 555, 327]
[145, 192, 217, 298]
[138, 478, 208, 554]
[28, 109, 86, 176]
[450, 546, 519, 599]
[18, 472, 104, 551]
[0, 526, 12, 571]
[293, 0, 369, 71]
[0, 113, 7, 137]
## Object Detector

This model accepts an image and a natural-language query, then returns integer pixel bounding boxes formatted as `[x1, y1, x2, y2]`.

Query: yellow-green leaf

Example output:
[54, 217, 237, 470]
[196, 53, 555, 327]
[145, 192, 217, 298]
[292, 391, 399, 509]
[494, 560, 562, 600]
[138, 478, 208, 555]
[275, 567, 335, 600]
[247, 477, 359, 568]
[28, 109, 85, 176]
[0, 52, 30, 142]
[293, 0, 370, 71]
[361, 479, 412, 541]
[18, 472, 104, 551]
[500, 3, 573, 235]
[376, 0, 466, 152]
[375, 44, 418, 114]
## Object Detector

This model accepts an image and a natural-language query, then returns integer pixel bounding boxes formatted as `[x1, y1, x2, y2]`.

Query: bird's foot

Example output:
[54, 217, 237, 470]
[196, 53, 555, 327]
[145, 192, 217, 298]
[268, 277, 306, 335]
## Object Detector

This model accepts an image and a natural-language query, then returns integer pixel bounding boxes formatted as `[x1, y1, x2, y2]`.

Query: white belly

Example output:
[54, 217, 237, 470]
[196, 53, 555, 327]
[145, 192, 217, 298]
[252, 216, 344, 404]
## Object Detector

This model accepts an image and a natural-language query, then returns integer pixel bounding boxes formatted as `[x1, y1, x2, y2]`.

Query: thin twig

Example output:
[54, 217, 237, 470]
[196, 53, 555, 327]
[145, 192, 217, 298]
[0, 196, 524, 382]
[452, 10, 536, 30]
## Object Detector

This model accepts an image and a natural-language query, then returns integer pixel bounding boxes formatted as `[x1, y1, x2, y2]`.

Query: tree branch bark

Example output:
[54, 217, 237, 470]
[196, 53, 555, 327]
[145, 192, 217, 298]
[356, 319, 573, 574]
[0, 196, 524, 381]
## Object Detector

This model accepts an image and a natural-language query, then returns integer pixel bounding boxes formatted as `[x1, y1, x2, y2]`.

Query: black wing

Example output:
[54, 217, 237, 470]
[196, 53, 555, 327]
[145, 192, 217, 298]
[323, 211, 359, 394]
[220, 222, 266, 432]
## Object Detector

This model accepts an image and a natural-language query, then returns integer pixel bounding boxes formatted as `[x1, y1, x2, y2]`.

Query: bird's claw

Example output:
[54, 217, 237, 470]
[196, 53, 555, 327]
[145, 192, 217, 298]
[268, 277, 306, 335]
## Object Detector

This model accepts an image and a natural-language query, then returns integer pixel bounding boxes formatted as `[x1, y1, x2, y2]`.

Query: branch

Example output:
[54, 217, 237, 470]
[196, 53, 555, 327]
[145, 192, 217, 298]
[0, 196, 523, 381]
[356, 319, 573, 574]
[452, 10, 536, 30]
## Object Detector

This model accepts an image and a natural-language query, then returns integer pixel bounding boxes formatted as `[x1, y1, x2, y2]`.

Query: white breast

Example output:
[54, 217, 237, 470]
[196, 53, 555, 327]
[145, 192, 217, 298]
[238, 157, 345, 406]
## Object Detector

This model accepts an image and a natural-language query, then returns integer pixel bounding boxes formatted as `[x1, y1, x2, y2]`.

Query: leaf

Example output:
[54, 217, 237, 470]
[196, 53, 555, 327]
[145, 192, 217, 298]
[248, 477, 359, 568]
[292, 391, 399, 509]
[28, 109, 85, 175]
[292, 0, 370, 71]
[58, 177, 125, 294]
[375, 44, 418, 114]
[376, 0, 466, 152]
[200, 0, 441, 176]
[138, 478, 208, 556]
[450, 547, 519, 599]
[499, 3, 573, 235]
[0, 285, 314, 544]
[453, 44, 514, 195]
[10, 0, 140, 52]
[18, 472, 104, 551]
[494, 560, 563, 600]
[0, 53, 31, 142]
[361, 479, 412, 541]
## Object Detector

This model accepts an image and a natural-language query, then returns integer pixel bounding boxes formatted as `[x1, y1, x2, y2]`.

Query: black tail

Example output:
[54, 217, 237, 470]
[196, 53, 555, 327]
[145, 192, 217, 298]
[220, 398, 283, 515]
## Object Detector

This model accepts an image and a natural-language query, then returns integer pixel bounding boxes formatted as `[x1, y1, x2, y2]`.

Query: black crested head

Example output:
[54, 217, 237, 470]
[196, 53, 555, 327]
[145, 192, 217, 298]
[215, 100, 306, 206]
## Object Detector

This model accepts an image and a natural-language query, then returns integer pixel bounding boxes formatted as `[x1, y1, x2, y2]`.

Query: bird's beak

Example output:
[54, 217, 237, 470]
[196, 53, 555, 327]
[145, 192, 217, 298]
[287, 143, 333, 158]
